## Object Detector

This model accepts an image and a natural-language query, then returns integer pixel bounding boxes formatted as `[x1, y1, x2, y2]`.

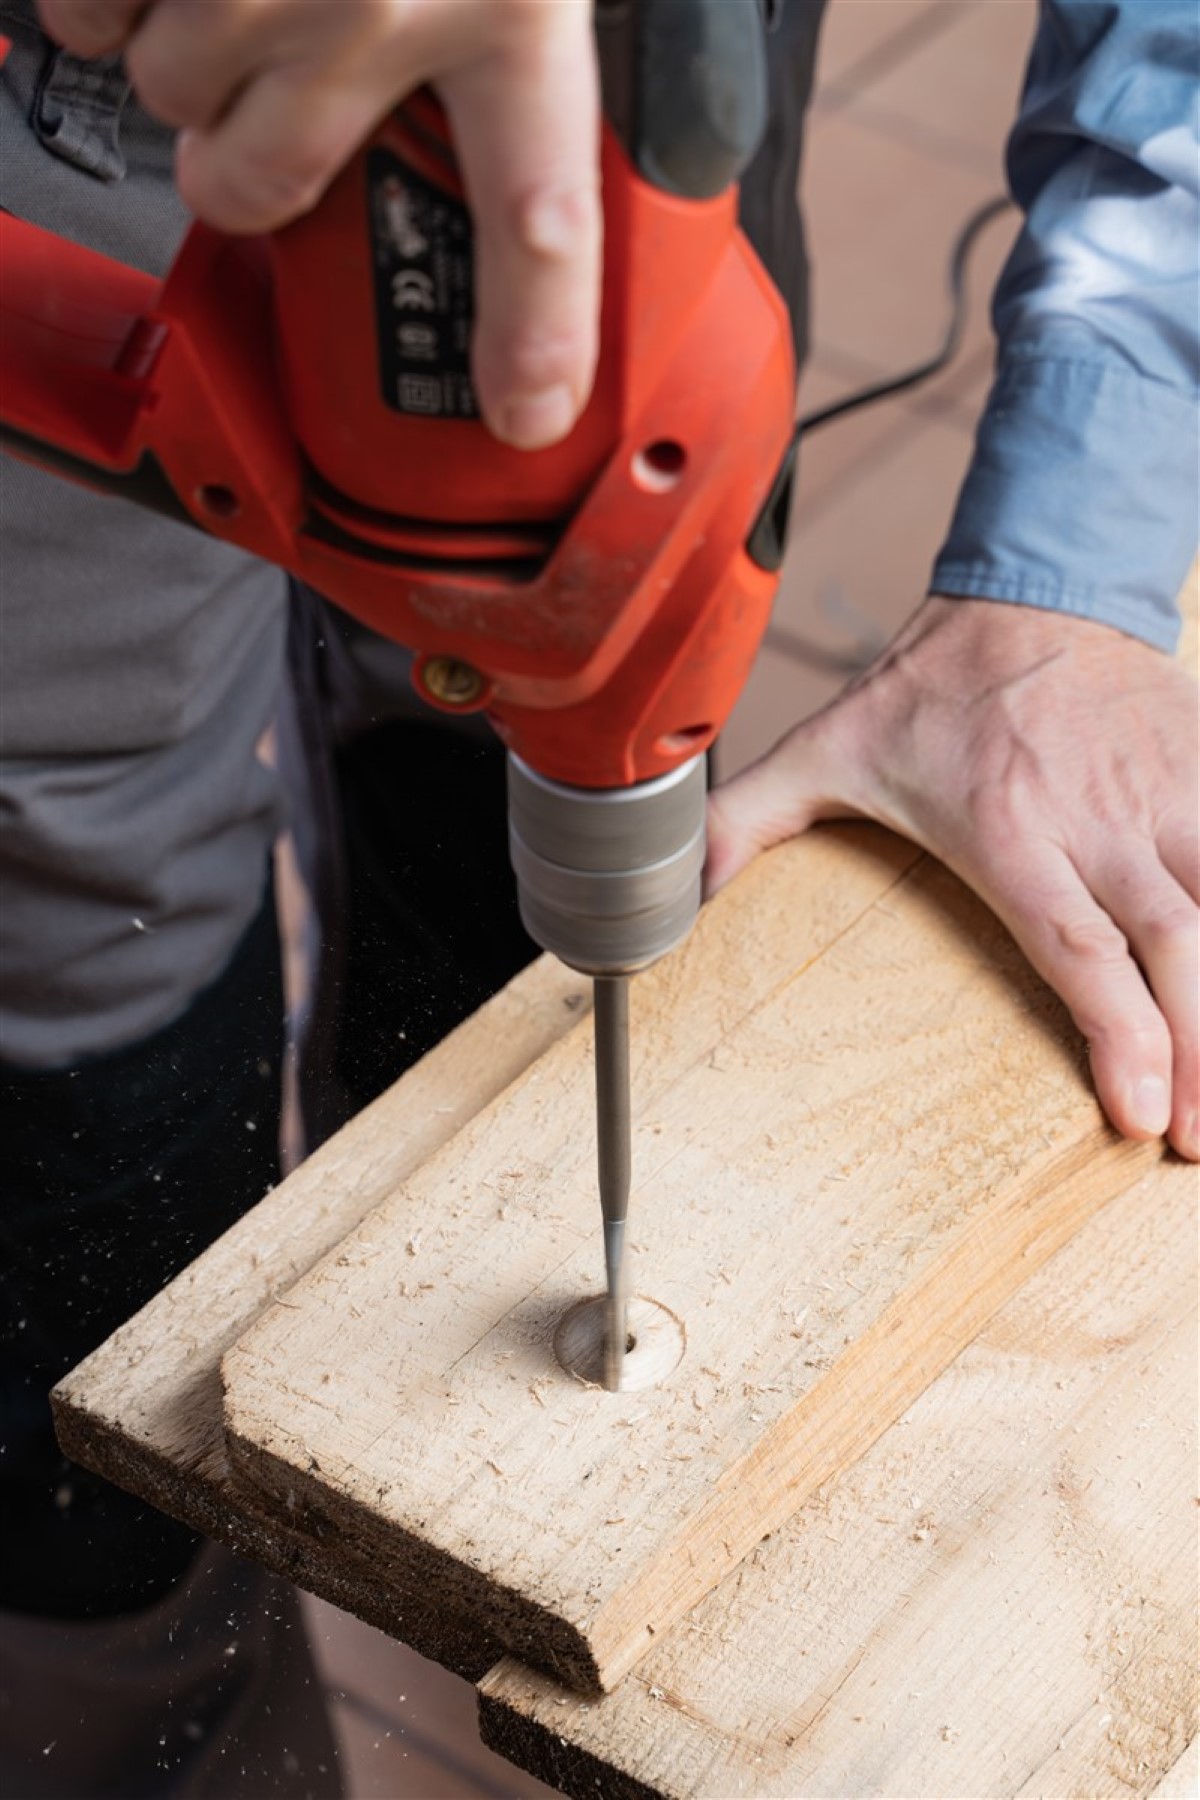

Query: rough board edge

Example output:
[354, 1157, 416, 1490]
[53, 1389, 502, 1683]
[479, 1669, 663, 1800]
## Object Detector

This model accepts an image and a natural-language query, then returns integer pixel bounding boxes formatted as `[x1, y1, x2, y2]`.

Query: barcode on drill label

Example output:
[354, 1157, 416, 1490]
[368, 149, 478, 419]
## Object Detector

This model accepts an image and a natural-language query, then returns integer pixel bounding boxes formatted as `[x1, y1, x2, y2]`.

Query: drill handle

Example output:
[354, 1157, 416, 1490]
[596, 0, 769, 200]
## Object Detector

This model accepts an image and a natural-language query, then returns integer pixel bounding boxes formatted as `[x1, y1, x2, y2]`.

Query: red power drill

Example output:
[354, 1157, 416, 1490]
[0, 0, 796, 1385]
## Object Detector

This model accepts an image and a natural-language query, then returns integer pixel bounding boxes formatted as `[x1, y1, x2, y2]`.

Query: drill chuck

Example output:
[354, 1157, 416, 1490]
[507, 754, 707, 977]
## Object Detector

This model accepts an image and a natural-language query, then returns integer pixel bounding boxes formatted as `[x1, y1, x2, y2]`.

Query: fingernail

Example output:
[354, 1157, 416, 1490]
[1131, 1074, 1171, 1136]
[497, 385, 576, 450]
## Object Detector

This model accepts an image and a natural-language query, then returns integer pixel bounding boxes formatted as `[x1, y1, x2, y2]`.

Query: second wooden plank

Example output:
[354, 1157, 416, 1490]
[479, 1154, 1195, 1797]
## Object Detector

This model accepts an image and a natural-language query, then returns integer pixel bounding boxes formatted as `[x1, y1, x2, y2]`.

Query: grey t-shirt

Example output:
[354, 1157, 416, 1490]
[0, 3, 289, 1065]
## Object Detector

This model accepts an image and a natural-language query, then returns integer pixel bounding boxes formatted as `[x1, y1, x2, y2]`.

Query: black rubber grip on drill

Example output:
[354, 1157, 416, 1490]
[595, 0, 769, 200]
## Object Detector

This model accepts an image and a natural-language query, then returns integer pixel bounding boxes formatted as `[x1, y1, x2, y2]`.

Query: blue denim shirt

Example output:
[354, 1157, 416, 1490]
[932, 0, 1199, 653]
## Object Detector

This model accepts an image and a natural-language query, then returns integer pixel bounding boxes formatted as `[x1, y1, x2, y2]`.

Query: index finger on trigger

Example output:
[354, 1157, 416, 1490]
[436, 2, 601, 450]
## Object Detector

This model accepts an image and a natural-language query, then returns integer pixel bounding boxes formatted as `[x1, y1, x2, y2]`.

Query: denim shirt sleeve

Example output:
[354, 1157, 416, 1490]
[931, 0, 1199, 653]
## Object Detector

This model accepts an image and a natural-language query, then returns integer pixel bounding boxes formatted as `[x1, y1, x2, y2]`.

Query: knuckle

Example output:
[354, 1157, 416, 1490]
[481, 320, 590, 395]
[492, 0, 565, 36]
[210, 147, 330, 228]
[480, 0, 593, 70]
[965, 760, 1038, 840]
[53, 1, 131, 53]
[512, 180, 601, 264]
[251, 163, 328, 224]
[1137, 900, 1198, 958]
[1050, 910, 1129, 968]
[1082, 1004, 1168, 1055]
[125, 45, 209, 127]
[417, 0, 550, 58]
[351, 0, 416, 45]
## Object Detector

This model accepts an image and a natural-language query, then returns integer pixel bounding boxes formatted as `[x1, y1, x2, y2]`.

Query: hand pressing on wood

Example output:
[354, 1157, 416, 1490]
[707, 597, 1199, 1162]
[36, 0, 600, 451]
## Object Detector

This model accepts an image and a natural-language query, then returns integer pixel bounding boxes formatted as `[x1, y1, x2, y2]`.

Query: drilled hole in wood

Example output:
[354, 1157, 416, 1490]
[554, 1295, 685, 1393]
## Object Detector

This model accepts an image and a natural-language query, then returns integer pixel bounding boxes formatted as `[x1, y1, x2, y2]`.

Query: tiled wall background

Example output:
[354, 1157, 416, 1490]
[303, 3, 1036, 1794]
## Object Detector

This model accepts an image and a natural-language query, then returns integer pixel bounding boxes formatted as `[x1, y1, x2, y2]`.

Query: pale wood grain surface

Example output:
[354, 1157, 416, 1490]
[478, 1155, 1197, 1798]
[222, 827, 1159, 1694]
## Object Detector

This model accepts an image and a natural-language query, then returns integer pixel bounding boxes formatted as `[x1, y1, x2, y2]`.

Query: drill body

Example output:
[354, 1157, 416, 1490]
[0, 0, 796, 981]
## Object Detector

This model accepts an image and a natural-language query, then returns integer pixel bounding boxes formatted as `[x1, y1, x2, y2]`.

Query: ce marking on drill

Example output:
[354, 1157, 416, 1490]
[370, 151, 479, 420]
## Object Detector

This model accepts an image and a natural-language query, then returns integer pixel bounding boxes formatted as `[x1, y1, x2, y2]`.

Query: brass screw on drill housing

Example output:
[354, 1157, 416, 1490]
[419, 655, 487, 708]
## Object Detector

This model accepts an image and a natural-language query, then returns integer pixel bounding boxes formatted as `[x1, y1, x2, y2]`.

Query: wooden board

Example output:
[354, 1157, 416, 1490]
[478, 1153, 1197, 1797]
[51, 823, 912, 1676]
[220, 825, 1158, 1694]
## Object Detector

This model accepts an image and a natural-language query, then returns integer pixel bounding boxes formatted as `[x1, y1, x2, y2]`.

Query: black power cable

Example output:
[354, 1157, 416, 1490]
[741, 194, 1017, 689]
[793, 193, 1014, 441]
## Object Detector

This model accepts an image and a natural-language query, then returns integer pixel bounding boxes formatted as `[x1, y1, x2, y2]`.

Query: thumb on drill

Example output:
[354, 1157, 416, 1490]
[704, 715, 856, 898]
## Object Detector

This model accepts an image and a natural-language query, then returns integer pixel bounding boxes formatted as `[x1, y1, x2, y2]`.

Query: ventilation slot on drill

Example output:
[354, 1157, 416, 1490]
[302, 464, 564, 581]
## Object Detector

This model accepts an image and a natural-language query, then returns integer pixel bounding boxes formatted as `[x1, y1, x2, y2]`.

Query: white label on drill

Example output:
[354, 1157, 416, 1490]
[369, 149, 478, 420]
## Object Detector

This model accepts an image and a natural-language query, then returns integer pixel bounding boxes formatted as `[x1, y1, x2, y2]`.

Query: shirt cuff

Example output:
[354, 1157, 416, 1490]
[931, 351, 1197, 655]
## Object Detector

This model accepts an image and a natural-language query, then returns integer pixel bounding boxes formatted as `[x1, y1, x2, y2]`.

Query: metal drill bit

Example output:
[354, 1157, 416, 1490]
[593, 974, 631, 1391]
